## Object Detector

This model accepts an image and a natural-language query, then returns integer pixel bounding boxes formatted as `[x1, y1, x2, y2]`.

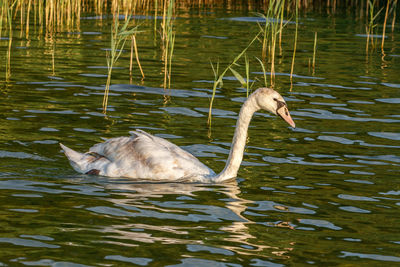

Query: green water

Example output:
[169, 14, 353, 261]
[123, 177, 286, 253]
[1, 9, 400, 266]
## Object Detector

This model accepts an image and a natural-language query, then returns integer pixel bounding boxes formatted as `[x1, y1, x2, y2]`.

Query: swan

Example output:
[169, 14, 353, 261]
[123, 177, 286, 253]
[60, 87, 295, 183]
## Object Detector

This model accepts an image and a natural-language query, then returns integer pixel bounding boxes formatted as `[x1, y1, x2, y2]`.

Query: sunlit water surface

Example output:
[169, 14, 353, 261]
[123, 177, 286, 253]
[0, 9, 399, 266]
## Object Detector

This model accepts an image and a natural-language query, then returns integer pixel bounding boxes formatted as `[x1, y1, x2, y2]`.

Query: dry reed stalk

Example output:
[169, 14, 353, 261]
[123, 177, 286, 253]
[278, 0, 285, 54]
[130, 34, 145, 79]
[381, 0, 390, 52]
[0, 1, 5, 39]
[51, 38, 55, 75]
[162, 0, 167, 42]
[5, 0, 16, 82]
[290, 0, 299, 90]
[154, 0, 158, 33]
[26, 0, 31, 37]
[312, 31, 317, 72]
[270, 35, 276, 87]
[391, 0, 397, 32]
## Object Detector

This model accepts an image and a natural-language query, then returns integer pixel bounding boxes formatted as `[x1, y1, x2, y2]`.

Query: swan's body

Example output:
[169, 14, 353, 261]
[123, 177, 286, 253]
[61, 88, 295, 183]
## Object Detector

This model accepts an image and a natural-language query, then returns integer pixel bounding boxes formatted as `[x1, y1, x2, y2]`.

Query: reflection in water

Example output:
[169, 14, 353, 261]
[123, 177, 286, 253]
[84, 178, 293, 258]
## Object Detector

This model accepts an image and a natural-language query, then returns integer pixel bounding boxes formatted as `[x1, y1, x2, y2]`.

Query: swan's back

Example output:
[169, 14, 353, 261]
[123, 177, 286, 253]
[62, 130, 214, 181]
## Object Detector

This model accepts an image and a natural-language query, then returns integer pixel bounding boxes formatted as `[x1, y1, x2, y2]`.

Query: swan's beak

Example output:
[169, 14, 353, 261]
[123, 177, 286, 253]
[277, 106, 296, 128]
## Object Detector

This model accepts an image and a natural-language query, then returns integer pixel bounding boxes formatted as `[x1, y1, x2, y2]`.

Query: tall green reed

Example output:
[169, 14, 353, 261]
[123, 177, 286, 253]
[366, 0, 384, 52]
[208, 31, 261, 127]
[161, 0, 175, 89]
[130, 34, 145, 81]
[3, 0, 17, 82]
[256, 0, 286, 87]
[312, 31, 317, 73]
[290, 0, 298, 90]
[103, 16, 140, 113]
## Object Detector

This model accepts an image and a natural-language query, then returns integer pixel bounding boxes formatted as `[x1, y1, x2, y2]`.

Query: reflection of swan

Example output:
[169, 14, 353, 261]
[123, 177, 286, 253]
[87, 178, 292, 257]
[60, 88, 295, 182]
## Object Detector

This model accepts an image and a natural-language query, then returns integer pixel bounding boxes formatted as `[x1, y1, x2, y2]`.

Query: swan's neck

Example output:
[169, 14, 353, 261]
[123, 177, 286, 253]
[213, 95, 259, 182]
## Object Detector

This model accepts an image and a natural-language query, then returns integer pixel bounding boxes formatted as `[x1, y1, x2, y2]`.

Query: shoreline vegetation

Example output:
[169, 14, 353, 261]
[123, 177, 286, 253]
[0, 0, 398, 116]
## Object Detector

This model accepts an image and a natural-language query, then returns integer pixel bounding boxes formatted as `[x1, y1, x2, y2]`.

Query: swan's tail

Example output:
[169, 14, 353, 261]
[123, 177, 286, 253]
[60, 143, 93, 174]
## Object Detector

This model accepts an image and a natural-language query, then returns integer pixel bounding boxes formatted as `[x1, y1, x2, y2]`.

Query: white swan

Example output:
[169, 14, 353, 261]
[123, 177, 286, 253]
[60, 88, 295, 183]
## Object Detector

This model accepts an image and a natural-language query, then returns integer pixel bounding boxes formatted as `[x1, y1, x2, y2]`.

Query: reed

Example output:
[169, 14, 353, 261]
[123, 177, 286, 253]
[381, 0, 390, 53]
[161, 0, 175, 89]
[129, 34, 145, 80]
[255, 57, 268, 88]
[278, 0, 285, 52]
[365, 0, 384, 52]
[312, 31, 317, 73]
[290, 0, 299, 90]
[207, 31, 261, 126]
[391, 0, 398, 32]
[256, 0, 286, 88]
[0, 3, 3, 39]
[0, 1, 396, 33]
[103, 16, 140, 113]
[4, 0, 17, 82]
[244, 53, 250, 97]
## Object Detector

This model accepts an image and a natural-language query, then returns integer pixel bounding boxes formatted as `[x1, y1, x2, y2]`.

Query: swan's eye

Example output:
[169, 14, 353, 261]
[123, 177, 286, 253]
[275, 100, 286, 110]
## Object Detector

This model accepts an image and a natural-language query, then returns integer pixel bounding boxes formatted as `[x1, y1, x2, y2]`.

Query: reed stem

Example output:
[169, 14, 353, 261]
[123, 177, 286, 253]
[381, 0, 390, 53]
[312, 31, 317, 73]
[103, 16, 140, 113]
[208, 31, 261, 127]
[290, 0, 299, 90]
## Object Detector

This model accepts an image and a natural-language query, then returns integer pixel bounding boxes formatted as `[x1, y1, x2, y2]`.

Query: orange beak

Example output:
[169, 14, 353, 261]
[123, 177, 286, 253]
[277, 106, 296, 128]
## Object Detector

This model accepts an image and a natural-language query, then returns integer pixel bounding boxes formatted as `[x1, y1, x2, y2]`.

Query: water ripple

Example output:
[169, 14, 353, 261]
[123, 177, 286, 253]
[340, 251, 400, 262]
[298, 219, 342, 230]
[0, 237, 59, 249]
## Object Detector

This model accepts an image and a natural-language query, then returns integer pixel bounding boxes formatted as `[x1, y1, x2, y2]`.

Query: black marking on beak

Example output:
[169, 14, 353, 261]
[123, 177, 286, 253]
[275, 99, 286, 113]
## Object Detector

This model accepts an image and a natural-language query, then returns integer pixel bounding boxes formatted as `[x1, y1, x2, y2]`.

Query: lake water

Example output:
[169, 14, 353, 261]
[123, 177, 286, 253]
[0, 8, 399, 266]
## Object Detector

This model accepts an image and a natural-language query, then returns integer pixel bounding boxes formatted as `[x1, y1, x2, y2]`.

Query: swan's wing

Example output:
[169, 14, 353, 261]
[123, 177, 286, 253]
[130, 130, 200, 162]
[88, 130, 213, 180]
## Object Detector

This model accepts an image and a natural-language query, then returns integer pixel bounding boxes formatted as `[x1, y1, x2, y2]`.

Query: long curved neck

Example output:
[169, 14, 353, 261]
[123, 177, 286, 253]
[213, 95, 259, 182]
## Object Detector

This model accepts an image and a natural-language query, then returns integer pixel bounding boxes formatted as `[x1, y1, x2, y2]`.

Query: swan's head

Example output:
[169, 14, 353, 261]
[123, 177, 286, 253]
[254, 88, 296, 128]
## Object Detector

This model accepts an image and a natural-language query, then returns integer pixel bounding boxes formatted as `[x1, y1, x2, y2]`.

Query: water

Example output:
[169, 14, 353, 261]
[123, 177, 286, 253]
[1, 9, 400, 266]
